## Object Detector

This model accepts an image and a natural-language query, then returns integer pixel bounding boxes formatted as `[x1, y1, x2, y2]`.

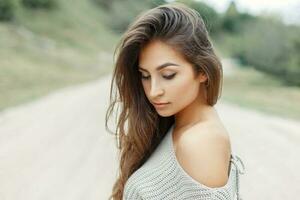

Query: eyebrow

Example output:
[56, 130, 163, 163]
[138, 62, 180, 71]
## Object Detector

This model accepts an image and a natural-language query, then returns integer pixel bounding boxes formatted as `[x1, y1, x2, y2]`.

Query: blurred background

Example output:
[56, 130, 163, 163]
[0, 0, 299, 199]
[1, 0, 300, 118]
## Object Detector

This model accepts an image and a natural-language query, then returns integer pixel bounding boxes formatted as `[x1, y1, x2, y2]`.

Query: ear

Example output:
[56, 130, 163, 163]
[198, 71, 208, 83]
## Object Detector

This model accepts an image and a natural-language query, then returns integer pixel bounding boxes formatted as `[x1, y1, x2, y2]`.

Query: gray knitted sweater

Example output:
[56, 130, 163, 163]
[123, 124, 246, 200]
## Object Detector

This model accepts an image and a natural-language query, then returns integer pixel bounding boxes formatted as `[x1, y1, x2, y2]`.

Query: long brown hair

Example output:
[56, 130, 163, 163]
[105, 2, 223, 199]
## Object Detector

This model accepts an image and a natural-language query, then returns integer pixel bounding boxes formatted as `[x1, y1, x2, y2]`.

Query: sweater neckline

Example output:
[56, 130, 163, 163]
[167, 123, 235, 190]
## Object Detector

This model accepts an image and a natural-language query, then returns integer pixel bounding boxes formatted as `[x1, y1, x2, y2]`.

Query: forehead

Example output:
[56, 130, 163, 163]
[138, 40, 187, 69]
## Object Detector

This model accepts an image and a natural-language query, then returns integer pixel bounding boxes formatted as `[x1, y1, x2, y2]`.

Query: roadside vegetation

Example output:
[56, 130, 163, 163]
[1, 0, 299, 120]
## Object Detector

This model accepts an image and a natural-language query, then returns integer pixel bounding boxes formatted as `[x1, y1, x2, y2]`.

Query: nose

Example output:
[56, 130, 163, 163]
[149, 79, 164, 98]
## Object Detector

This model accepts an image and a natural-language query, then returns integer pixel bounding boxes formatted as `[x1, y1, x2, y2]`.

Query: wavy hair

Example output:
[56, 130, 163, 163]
[105, 2, 223, 200]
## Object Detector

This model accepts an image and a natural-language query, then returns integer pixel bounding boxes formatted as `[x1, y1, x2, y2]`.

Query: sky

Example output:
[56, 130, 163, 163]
[167, 0, 300, 25]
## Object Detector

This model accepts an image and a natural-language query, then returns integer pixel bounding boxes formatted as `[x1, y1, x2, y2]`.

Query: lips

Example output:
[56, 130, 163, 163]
[153, 102, 169, 105]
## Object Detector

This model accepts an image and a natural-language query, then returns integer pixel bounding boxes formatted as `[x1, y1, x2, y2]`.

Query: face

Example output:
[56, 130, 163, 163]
[138, 40, 207, 117]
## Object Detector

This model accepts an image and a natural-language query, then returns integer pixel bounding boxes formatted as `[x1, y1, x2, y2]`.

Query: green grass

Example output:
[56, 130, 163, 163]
[222, 61, 300, 120]
[0, 0, 119, 111]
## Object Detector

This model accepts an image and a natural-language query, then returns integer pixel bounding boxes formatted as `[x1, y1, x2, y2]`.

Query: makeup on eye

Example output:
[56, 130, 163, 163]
[139, 72, 177, 80]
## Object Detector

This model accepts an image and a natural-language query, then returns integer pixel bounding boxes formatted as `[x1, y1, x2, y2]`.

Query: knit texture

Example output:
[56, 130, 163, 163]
[123, 123, 245, 200]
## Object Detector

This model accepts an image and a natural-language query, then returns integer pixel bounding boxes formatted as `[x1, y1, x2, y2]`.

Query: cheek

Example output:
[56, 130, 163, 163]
[141, 81, 149, 94]
[170, 76, 199, 105]
[141, 82, 153, 101]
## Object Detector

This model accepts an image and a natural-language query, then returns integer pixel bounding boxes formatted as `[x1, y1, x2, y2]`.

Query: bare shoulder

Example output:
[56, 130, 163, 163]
[175, 121, 232, 188]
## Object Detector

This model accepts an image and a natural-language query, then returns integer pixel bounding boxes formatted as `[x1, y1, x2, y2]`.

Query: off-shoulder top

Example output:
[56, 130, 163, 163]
[123, 123, 246, 200]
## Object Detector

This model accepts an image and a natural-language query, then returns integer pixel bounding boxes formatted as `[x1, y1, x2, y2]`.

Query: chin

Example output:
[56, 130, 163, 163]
[157, 113, 170, 117]
[156, 110, 174, 117]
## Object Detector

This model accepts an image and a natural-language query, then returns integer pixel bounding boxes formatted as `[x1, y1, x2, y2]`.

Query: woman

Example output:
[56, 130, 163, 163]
[105, 2, 245, 200]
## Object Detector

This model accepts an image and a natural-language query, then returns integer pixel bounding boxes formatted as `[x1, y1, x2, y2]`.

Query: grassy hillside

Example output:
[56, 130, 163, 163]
[0, 0, 118, 111]
[1, 0, 299, 121]
[222, 60, 300, 120]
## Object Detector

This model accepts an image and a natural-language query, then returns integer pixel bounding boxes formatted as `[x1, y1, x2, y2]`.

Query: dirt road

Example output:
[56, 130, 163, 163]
[0, 73, 299, 200]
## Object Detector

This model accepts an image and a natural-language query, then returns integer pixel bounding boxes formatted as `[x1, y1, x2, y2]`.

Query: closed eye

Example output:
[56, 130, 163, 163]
[141, 75, 150, 80]
[163, 73, 176, 80]
[140, 73, 176, 80]
[139, 72, 150, 80]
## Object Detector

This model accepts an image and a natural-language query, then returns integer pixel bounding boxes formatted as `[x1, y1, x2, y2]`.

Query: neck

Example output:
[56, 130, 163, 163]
[174, 95, 217, 131]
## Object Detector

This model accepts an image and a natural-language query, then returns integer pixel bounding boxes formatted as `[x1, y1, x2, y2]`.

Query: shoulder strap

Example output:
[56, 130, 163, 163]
[230, 154, 246, 200]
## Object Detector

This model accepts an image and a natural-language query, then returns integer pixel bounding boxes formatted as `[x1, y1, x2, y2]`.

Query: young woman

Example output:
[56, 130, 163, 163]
[105, 2, 245, 200]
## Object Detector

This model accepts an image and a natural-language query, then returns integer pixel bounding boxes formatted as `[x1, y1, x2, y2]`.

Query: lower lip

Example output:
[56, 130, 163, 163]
[154, 103, 170, 109]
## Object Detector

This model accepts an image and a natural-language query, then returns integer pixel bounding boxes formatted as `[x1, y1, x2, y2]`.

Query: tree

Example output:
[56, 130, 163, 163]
[0, 0, 16, 21]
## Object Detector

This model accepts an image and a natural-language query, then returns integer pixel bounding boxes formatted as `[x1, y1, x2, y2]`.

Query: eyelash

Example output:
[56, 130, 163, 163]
[140, 73, 176, 80]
